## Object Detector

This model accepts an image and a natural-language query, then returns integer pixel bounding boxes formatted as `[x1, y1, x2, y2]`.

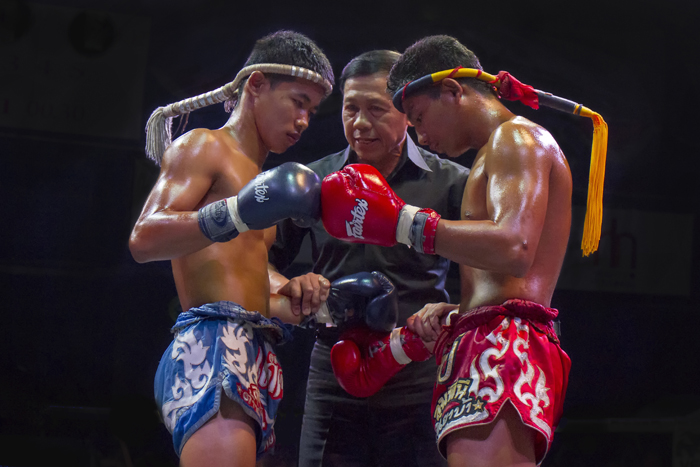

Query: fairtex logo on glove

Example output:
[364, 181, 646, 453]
[254, 183, 269, 203]
[345, 198, 369, 239]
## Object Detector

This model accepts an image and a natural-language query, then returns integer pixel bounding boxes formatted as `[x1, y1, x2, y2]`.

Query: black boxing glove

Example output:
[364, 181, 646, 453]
[300, 271, 398, 332]
[198, 162, 321, 242]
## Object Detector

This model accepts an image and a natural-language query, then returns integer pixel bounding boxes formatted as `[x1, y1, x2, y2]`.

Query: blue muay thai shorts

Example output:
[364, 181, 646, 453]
[154, 301, 292, 458]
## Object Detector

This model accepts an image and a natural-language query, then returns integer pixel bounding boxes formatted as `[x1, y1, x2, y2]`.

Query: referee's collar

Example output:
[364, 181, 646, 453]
[340, 134, 433, 173]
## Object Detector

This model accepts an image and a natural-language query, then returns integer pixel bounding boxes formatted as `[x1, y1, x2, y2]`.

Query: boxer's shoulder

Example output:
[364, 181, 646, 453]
[161, 128, 216, 164]
[488, 116, 560, 160]
[162, 127, 247, 174]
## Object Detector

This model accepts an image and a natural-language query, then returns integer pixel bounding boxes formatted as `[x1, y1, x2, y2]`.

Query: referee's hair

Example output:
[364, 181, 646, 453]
[339, 50, 401, 95]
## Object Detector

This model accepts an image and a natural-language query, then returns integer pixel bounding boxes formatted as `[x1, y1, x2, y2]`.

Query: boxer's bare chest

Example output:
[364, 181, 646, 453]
[461, 154, 489, 221]
[176, 153, 269, 312]
[201, 154, 259, 208]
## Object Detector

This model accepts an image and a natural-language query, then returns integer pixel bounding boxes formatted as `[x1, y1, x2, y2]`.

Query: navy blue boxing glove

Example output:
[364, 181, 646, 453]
[302, 271, 398, 333]
[198, 162, 321, 242]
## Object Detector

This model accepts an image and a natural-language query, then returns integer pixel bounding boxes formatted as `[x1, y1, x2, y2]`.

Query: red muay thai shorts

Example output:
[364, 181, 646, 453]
[431, 299, 571, 464]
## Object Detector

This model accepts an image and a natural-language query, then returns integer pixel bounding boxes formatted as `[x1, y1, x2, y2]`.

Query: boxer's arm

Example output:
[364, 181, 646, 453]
[267, 223, 331, 317]
[129, 130, 221, 263]
[269, 291, 326, 325]
[269, 292, 304, 325]
[434, 122, 554, 277]
[268, 229, 327, 324]
[267, 223, 326, 325]
[270, 268, 331, 318]
[270, 270, 396, 326]
[267, 263, 288, 294]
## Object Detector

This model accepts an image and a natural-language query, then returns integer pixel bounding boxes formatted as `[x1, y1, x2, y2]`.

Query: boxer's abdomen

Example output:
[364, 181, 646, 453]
[172, 229, 271, 316]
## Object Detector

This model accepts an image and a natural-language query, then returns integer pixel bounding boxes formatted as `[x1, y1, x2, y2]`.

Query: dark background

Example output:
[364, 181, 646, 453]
[1, 0, 699, 466]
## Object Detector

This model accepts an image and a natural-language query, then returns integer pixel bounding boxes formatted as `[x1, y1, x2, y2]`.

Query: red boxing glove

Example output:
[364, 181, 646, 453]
[330, 325, 432, 398]
[321, 164, 441, 254]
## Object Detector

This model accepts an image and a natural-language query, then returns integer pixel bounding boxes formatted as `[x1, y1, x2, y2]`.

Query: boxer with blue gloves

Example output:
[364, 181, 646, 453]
[129, 31, 336, 467]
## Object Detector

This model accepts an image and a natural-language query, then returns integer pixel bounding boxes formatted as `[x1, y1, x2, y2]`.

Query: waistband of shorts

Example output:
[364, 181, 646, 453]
[436, 299, 559, 356]
[456, 299, 557, 327]
[172, 300, 293, 344]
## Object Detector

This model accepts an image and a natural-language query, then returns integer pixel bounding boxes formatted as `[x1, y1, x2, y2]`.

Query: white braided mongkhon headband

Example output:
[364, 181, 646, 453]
[145, 64, 334, 165]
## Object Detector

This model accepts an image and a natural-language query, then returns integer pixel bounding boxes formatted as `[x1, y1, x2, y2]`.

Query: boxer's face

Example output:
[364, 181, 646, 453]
[403, 91, 460, 157]
[342, 73, 408, 164]
[255, 77, 325, 154]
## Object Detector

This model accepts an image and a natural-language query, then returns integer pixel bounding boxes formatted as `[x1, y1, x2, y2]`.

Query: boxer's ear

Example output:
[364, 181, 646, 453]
[246, 71, 270, 97]
[440, 78, 463, 104]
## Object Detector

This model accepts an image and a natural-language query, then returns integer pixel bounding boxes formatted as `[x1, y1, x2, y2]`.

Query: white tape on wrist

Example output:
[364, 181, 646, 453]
[395, 205, 420, 246]
[314, 302, 334, 325]
[389, 328, 411, 365]
[226, 196, 249, 233]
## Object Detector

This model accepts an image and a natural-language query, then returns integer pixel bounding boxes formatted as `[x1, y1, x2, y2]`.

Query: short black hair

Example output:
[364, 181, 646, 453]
[339, 50, 401, 95]
[233, 30, 335, 106]
[387, 35, 492, 99]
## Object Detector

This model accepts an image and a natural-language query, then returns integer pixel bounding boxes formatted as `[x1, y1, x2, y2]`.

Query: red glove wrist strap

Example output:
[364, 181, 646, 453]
[418, 209, 441, 255]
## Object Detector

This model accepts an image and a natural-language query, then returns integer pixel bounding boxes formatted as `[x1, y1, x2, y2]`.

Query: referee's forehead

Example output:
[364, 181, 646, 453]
[342, 72, 390, 96]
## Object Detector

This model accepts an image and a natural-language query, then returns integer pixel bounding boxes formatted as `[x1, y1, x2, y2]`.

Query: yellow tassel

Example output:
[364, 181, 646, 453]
[579, 111, 608, 256]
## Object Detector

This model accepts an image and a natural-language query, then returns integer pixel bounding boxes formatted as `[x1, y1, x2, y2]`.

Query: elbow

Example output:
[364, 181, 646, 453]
[129, 240, 149, 264]
[129, 228, 153, 264]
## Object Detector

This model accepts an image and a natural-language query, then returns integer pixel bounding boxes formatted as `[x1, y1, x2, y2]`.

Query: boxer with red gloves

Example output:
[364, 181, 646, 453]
[381, 36, 576, 467]
[322, 163, 441, 254]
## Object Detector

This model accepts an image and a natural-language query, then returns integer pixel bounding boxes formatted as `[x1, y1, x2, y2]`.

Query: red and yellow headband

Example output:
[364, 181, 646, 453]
[393, 67, 608, 256]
